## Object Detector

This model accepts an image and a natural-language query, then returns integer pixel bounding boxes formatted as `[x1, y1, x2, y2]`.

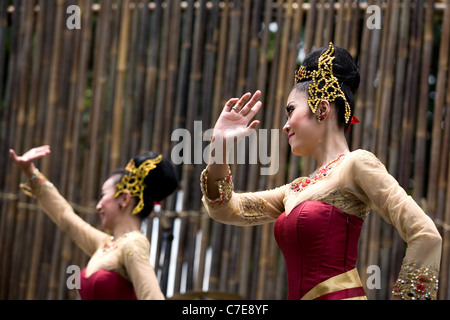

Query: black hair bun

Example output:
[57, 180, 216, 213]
[133, 151, 179, 217]
[302, 45, 360, 94]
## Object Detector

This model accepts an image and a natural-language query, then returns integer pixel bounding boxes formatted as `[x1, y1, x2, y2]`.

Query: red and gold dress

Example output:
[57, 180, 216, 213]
[200, 149, 441, 300]
[21, 172, 164, 300]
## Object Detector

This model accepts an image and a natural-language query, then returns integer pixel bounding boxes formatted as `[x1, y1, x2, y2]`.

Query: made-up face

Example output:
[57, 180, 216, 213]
[96, 175, 122, 232]
[283, 90, 323, 157]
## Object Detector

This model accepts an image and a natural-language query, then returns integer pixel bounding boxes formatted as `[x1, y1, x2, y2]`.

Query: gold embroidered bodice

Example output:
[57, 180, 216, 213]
[200, 149, 442, 300]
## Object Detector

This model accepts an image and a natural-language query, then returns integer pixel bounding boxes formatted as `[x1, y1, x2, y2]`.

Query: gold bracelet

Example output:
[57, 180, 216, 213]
[200, 166, 233, 207]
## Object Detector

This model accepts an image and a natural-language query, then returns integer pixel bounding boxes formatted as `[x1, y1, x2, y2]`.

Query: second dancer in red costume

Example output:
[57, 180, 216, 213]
[200, 43, 441, 300]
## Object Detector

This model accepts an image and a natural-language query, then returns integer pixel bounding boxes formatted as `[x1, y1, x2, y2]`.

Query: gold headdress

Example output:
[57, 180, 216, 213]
[294, 42, 351, 124]
[114, 154, 163, 215]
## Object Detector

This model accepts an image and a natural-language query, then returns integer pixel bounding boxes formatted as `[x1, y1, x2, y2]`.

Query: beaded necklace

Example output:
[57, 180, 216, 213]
[101, 230, 138, 254]
[291, 153, 346, 193]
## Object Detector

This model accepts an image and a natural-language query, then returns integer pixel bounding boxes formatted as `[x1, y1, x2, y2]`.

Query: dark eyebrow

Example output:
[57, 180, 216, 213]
[285, 101, 295, 113]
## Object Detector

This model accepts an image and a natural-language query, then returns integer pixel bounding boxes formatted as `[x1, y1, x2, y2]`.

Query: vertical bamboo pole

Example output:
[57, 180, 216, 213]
[387, 0, 413, 297]
[211, 0, 230, 123]
[110, 0, 131, 170]
[351, 3, 372, 150]
[334, 0, 345, 47]
[0, 0, 7, 142]
[371, 0, 390, 155]
[219, 224, 232, 291]
[244, 0, 264, 194]
[348, 0, 361, 57]
[303, 0, 317, 53]
[427, 0, 450, 219]
[323, 0, 335, 44]
[98, 0, 120, 179]
[399, 0, 423, 190]
[261, 0, 276, 132]
[152, 0, 171, 152]
[202, 0, 221, 127]
[47, 0, 81, 298]
[209, 220, 224, 291]
[264, 0, 282, 186]
[195, 214, 210, 291]
[173, 215, 188, 295]
[15, 0, 48, 300]
[436, 41, 450, 228]
[362, 0, 381, 151]
[130, 1, 150, 158]
[6, 0, 36, 299]
[238, 226, 253, 297]
[314, 0, 326, 48]
[173, 0, 194, 130]
[388, 0, 410, 176]
[437, 61, 450, 300]
[121, 0, 140, 161]
[141, 0, 162, 152]
[287, 0, 305, 182]
[25, 0, 65, 300]
[375, 0, 398, 163]
[441, 145, 450, 299]
[234, 0, 251, 192]
[163, 0, 181, 156]
[187, 0, 207, 211]
[413, 0, 435, 201]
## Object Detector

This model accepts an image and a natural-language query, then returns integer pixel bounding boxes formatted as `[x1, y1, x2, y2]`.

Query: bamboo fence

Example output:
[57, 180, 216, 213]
[0, 0, 449, 300]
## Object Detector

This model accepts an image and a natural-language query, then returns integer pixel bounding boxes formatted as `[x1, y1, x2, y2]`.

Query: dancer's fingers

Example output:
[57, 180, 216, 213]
[247, 120, 260, 131]
[231, 92, 251, 113]
[9, 149, 19, 163]
[239, 90, 261, 116]
[223, 98, 240, 112]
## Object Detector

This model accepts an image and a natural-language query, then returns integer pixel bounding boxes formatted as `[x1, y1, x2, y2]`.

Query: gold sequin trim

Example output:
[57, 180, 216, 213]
[392, 262, 439, 300]
[200, 167, 233, 207]
[239, 197, 267, 223]
[315, 189, 370, 219]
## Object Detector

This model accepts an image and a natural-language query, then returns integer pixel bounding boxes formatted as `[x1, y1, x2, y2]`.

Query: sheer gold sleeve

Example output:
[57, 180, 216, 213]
[200, 167, 286, 225]
[121, 234, 164, 300]
[340, 150, 442, 300]
[20, 169, 108, 256]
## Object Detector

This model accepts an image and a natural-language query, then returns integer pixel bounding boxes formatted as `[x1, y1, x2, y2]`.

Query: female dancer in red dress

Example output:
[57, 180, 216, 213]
[10, 146, 178, 300]
[200, 43, 441, 300]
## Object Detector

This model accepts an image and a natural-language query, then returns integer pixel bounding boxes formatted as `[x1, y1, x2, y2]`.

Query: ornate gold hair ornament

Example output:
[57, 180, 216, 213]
[294, 42, 352, 124]
[114, 154, 163, 215]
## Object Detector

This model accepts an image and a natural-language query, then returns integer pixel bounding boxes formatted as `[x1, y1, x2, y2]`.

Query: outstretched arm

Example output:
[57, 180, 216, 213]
[341, 150, 441, 300]
[10, 146, 108, 256]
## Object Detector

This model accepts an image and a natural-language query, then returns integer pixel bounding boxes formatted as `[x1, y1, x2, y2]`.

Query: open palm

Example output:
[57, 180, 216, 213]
[9, 145, 51, 175]
[213, 90, 263, 144]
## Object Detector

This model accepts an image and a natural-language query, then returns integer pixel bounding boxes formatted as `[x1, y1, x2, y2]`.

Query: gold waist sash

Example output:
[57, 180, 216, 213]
[300, 268, 367, 300]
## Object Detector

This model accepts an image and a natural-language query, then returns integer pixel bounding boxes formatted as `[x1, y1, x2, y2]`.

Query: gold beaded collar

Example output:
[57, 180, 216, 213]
[113, 155, 162, 215]
[294, 42, 351, 124]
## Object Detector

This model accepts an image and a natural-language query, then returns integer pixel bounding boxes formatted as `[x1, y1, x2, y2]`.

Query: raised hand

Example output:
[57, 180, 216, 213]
[205, 91, 263, 198]
[9, 145, 51, 177]
[213, 90, 262, 145]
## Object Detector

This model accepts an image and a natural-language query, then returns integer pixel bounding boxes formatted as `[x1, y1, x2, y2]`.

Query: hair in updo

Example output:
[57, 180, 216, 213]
[111, 152, 179, 220]
[293, 45, 360, 129]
